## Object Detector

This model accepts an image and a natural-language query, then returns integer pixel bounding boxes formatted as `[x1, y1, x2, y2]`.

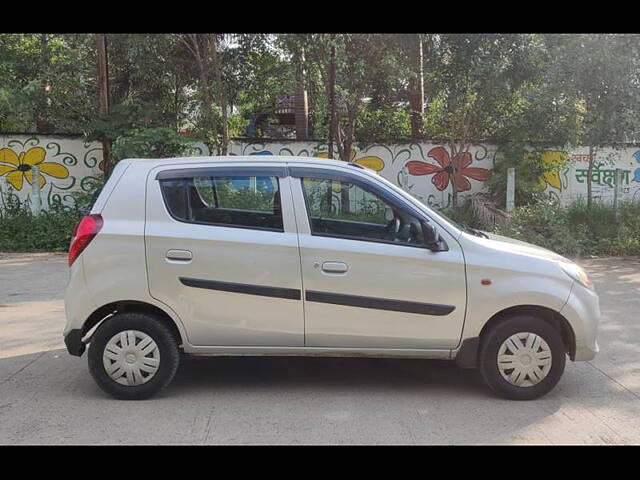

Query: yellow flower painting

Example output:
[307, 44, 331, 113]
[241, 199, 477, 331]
[317, 150, 386, 192]
[538, 150, 569, 191]
[317, 150, 386, 172]
[0, 147, 69, 191]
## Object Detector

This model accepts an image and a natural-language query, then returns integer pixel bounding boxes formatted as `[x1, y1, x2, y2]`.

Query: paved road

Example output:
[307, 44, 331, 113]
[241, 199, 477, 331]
[1, 252, 639, 444]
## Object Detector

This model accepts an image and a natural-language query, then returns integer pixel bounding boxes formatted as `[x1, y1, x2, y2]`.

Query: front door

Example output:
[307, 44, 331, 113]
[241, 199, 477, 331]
[145, 163, 304, 347]
[289, 165, 467, 350]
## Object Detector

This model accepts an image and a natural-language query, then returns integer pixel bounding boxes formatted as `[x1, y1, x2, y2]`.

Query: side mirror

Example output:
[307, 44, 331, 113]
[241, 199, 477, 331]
[421, 220, 448, 252]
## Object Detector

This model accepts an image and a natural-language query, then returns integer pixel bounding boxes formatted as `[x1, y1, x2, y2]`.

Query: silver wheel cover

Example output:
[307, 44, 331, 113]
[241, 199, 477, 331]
[102, 330, 160, 386]
[497, 332, 552, 387]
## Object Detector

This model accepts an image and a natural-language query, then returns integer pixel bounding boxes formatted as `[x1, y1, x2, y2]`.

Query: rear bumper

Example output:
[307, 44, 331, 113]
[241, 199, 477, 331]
[64, 328, 86, 357]
[64, 257, 96, 357]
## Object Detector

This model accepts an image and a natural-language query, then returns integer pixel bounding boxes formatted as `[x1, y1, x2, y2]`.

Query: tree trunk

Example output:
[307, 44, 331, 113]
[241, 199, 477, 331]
[408, 34, 424, 139]
[211, 35, 228, 155]
[96, 34, 112, 177]
[36, 34, 54, 133]
[179, 34, 224, 156]
[327, 35, 336, 159]
[587, 145, 594, 208]
[294, 44, 309, 140]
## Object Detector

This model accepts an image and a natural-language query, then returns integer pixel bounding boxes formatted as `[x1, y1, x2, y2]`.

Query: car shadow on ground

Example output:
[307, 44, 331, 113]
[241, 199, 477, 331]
[170, 355, 490, 398]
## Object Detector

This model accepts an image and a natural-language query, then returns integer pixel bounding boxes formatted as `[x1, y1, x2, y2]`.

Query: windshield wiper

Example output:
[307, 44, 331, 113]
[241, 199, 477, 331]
[462, 225, 489, 238]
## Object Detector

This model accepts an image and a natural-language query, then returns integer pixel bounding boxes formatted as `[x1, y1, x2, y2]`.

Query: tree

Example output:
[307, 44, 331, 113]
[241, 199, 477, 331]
[178, 34, 227, 154]
[542, 34, 640, 207]
[422, 34, 543, 207]
[0, 34, 96, 133]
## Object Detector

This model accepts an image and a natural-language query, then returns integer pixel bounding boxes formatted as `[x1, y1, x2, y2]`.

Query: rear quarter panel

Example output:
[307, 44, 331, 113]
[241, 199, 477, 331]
[81, 162, 189, 341]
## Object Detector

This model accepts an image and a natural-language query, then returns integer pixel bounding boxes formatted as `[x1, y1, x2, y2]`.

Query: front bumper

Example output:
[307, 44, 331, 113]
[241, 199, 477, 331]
[64, 329, 86, 357]
[559, 282, 601, 361]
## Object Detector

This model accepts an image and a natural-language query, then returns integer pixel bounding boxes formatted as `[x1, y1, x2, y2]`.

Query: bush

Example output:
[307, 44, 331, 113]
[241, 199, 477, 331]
[486, 144, 569, 208]
[492, 199, 640, 257]
[492, 198, 584, 256]
[0, 182, 102, 252]
[438, 200, 480, 229]
[0, 203, 82, 252]
[112, 127, 198, 160]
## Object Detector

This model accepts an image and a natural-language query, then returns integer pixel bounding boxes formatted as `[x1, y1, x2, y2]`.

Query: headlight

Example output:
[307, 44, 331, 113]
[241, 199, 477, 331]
[559, 262, 592, 289]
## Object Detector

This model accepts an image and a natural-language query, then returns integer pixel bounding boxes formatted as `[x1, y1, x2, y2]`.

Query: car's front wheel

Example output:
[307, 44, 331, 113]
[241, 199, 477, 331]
[479, 315, 566, 400]
[88, 312, 180, 400]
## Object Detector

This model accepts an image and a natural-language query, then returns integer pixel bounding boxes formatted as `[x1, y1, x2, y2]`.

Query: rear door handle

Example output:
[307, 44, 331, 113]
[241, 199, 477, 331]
[166, 249, 193, 262]
[321, 261, 348, 274]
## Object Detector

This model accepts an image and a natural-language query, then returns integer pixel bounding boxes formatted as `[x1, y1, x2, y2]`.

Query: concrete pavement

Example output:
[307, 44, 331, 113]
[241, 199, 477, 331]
[0, 253, 639, 444]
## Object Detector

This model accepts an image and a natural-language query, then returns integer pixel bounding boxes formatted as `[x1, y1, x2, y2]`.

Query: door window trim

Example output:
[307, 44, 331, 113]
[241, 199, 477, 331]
[156, 166, 288, 181]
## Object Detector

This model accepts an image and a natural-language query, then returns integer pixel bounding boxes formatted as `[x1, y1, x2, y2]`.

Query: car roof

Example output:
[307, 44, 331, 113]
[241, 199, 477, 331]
[123, 155, 346, 167]
[120, 155, 376, 174]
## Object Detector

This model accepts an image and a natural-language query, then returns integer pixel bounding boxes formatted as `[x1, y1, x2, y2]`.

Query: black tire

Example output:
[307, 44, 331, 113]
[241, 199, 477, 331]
[88, 312, 180, 400]
[479, 315, 566, 400]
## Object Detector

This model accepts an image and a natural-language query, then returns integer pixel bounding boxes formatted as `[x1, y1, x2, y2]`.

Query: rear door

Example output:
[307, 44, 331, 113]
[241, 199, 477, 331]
[289, 165, 467, 350]
[145, 163, 304, 347]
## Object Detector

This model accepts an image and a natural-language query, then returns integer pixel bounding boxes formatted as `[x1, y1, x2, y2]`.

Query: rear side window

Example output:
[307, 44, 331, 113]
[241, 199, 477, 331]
[160, 174, 283, 231]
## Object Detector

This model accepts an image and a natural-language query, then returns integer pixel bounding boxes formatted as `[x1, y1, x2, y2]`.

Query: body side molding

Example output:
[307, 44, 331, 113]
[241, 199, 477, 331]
[179, 277, 301, 300]
[305, 290, 455, 316]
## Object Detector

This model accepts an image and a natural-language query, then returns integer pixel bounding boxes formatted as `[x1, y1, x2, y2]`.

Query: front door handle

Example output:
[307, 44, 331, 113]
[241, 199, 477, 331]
[321, 261, 348, 274]
[166, 249, 193, 262]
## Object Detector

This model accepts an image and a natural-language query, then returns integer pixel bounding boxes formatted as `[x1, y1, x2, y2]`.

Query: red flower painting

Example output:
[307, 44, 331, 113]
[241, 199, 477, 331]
[406, 146, 491, 192]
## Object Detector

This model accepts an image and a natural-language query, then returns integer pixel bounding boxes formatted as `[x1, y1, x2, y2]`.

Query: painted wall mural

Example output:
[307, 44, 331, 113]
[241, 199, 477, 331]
[2, 134, 640, 212]
[0, 135, 103, 211]
[538, 147, 640, 204]
[228, 140, 497, 208]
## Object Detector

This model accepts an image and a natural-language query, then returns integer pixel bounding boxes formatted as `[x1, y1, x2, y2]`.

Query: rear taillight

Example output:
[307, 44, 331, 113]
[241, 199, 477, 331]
[68, 214, 103, 267]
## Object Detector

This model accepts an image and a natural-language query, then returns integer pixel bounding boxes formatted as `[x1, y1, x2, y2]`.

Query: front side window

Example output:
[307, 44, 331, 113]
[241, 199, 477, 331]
[300, 176, 424, 246]
[160, 174, 283, 231]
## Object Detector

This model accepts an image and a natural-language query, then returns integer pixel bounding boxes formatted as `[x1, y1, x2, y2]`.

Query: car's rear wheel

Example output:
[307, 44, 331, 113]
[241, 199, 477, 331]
[88, 312, 180, 400]
[479, 315, 566, 400]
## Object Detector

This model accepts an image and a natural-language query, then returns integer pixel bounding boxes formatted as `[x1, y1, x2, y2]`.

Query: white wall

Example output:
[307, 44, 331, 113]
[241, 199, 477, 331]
[2, 134, 639, 211]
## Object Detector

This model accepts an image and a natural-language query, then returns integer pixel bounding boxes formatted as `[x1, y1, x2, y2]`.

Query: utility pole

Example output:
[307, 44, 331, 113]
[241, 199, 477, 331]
[96, 34, 111, 176]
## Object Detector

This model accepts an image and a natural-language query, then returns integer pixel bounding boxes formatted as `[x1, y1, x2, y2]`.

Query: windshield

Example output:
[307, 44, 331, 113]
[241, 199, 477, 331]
[367, 173, 490, 238]
[431, 208, 489, 238]
[367, 173, 462, 234]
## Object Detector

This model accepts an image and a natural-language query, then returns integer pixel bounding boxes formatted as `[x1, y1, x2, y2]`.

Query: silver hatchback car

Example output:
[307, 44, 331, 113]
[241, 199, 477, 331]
[64, 156, 600, 400]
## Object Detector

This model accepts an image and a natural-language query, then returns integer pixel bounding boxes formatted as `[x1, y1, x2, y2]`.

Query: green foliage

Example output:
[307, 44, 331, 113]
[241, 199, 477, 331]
[227, 115, 249, 138]
[486, 143, 564, 207]
[492, 198, 584, 256]
[357, 107, 411, 143]
[437, 201, 480, 229]
[0, 201, 82, 252]
[112, 127, 198, 160]
[85, 100, 147, 143]
[70, 178, 105, 214]
[0, 34, 96, 133]
[493, 199, 640, 257]
[422, 34, 545, 142]
[194, 177, 276, 212]
[217, 185, 274, 212]
[0, 174, 105, 251]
